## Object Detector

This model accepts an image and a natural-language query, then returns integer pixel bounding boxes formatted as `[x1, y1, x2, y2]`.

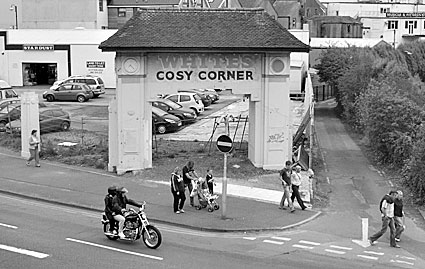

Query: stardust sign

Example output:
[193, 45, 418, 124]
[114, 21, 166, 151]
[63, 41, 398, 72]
[147, 53, 261, 92]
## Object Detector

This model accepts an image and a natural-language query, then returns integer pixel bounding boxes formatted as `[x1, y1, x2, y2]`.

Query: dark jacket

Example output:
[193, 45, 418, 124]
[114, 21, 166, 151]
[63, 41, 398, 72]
[104, 194, 115, 219]
[182, 165, 193, 185]
[379, 194, 394, 213]
[171, 173, 185, 193]
[394, 198, 403, 217]
[280, 167, 291, 186]
[112, 194, 143, 215]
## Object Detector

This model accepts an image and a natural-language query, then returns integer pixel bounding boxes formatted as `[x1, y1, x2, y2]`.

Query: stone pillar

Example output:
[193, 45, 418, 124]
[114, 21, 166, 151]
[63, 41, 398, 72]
[20, 92, 40, 158]
[108, 97, 118, 172]
[260, 53, 292, 169]
[113, 52, 152, 175]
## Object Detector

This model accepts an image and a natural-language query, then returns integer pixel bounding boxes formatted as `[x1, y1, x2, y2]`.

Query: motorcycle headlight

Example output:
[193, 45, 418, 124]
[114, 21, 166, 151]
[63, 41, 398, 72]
[165, 119, 176, 123]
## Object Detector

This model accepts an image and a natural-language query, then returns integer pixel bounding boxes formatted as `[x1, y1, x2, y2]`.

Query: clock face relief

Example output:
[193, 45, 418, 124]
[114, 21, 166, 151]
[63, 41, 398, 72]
[123, 58, 139, 74]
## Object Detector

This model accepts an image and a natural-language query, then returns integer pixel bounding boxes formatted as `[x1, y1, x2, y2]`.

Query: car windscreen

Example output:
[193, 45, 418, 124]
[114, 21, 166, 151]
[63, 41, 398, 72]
[97, 78, 104, 84]
[160, 99, 182, 109]
[152, 106, 167, 117]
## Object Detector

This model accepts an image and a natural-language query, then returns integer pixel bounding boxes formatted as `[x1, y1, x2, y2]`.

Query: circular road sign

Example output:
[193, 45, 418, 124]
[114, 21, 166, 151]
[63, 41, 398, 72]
[216, 135, 233, 153]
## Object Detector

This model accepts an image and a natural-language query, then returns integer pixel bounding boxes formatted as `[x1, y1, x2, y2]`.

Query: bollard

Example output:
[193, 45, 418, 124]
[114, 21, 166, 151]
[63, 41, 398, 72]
[362, 218, 368, 243]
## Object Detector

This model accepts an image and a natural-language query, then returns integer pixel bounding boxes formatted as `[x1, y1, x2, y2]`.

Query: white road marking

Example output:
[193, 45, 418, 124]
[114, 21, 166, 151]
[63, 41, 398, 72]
[299, 240, 321, 246]
[0, 244, 49, 259]
[242, 237, 256, 240]
[363, 250, 384, 256]
[325, 249, 345, 255]
[329, 245, 352, 250]
[271, 236, 291, 241]
[0, 222, 18, 229]
[292, 244, 314, 250]
[357, 255, 378, 260]
[263, 240, 284, 245]
[66, 238, 163, 261]
[396, 255, 416, 260]
[391, 259, 414, 266]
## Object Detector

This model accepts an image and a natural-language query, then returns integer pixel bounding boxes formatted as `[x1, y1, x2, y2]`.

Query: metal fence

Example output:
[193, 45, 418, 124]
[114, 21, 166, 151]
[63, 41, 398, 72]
[314, 84, 334, 102]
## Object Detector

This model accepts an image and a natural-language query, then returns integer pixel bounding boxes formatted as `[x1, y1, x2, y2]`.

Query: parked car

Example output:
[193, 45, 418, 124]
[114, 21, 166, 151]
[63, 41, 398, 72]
[151, 98, 197, 124]
[51, 75, 105, 97]
[7, 106, 71, 134]
[163, 92, 204, 116]
[0, 80, 19, 100]
[0, 102, 54, 131]
[179, 89, 212, 107]
[0, 98, 20, 111]
[196, 88, 220, 103]
[43, 83, 93, 102]
[152, 106, 182, 134]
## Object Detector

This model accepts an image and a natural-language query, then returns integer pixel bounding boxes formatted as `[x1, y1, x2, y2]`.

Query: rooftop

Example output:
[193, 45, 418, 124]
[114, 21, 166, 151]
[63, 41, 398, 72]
[99, 8, 309, 52]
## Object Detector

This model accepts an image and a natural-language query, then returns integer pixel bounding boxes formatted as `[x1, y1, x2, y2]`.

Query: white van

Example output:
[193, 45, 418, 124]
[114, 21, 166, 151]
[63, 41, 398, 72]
[0, 80, 19, 100]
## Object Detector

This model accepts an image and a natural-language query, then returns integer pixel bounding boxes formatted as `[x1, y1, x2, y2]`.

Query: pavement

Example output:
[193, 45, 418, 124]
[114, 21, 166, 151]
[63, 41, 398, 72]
[0, 147, 320, 232]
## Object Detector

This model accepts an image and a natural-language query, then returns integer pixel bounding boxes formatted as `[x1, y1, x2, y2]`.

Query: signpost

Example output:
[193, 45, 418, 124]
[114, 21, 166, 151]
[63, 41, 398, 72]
[216, 127, 233, 219]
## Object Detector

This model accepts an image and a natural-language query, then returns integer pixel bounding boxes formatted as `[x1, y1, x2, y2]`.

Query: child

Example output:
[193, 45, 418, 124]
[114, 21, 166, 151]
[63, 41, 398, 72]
[206, 169, 214, 194]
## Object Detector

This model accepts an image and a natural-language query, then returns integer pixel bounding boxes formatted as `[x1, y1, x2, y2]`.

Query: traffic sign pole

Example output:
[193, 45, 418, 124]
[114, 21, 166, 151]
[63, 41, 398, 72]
[222, 152, 227, 219]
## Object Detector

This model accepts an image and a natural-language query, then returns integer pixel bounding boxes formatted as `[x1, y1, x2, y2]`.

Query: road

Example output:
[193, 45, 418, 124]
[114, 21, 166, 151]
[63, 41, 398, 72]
[0, 194, 402, 269]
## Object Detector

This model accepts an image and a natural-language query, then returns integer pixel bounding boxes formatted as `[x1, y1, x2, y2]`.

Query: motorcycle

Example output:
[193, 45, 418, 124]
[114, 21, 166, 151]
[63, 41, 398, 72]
[101, 201, 162, 249]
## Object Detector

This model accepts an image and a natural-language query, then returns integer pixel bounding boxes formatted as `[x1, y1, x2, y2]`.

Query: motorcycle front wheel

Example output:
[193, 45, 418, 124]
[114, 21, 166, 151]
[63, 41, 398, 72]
[103, 223, 118, 240]
[142, 225, 162, 249]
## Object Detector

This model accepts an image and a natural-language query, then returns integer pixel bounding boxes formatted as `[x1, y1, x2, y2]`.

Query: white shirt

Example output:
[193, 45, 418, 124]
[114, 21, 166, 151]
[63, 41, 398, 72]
[291, 172, 302, 186]
[381, 199, 394, 218]
[29, 134, 39, 150]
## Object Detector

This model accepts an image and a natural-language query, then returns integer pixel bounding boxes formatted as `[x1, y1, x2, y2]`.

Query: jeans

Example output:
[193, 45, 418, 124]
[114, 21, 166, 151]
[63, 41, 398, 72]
[394, 216, 405, 240]
[370, 216, 396, 246]
[172, 190, 186, 212]
[113, 215, 125, 233]
[185, 182, 194, 206]
[28, 148, 40, 166]
[291, 185, 306, 209]
[279, 184, 294, 210]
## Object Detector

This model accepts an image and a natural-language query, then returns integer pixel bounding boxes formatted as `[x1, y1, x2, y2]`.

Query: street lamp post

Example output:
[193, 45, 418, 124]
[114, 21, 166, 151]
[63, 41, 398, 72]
[10, 4, 18, 29]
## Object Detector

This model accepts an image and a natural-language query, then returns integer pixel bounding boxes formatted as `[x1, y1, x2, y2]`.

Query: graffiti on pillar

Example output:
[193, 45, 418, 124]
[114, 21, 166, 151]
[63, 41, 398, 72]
[267, 132, 285, 143]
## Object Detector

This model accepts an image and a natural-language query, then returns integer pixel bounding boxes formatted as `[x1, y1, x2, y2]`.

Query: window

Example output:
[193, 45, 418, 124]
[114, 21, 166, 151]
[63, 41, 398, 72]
[99, 0, 103, 12]
[380, 8, 390, 14]
[347, 25, 351, 33]
[73, 85, 82, 91]
[118, 8, 126, 17]
[405, 21, 417, 29]
[181, 95, 190, 102]
[85, 79, 96, 85]
[388, 21, 398, 29]
[167, 95, 178, 102]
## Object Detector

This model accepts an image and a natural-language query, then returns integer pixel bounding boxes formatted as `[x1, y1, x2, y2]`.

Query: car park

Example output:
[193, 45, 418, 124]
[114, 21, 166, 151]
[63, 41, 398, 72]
[163, 92, 204, 116]
[151, 98, 197, 124]
[152, 106, 182, 134]
[0, 80, 19, 100]
[43, 83, 93, 102]
[7, 106, 71, 134]
[51, 75, 105, 97]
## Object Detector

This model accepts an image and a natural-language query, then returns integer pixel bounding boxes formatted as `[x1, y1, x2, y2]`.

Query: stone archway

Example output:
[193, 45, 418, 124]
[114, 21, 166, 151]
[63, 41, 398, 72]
[100, 8, 309, 175]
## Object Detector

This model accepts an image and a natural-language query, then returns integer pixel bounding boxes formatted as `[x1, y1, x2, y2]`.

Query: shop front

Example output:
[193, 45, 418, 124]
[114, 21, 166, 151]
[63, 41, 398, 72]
[22, 63, 57, 86]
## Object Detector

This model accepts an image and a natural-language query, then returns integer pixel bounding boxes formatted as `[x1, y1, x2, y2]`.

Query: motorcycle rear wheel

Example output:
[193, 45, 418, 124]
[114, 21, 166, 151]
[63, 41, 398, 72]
[103, 223, 118, 240]
[142, 225, 162, 249]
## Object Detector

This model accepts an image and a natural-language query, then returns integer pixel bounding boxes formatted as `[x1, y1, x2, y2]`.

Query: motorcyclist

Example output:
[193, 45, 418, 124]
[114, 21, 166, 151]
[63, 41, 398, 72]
[112, 187, 144, 239]
[104, 185, 117, 235]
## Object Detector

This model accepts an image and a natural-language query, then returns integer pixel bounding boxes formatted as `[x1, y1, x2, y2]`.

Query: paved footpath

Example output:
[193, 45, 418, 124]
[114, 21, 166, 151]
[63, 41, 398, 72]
[0, 148, 320, 232]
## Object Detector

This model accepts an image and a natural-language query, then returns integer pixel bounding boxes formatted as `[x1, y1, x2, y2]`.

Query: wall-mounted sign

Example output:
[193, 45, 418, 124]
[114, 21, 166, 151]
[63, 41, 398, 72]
[147, 53, 261, 93]
[87, 61, 106, 68]
[386, 12, 425, 18]
[23, 45, 54, 51]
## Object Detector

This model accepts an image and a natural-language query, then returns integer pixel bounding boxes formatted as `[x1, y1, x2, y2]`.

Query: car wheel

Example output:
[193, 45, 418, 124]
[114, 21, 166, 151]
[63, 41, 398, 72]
[93, 94, 99, 98]
[46, 95, 55, 102]
[61, 122, 70, 131]
[191, 108, 199, 116]
[77, 95, 86, 103]
[157, 125, 166, 134]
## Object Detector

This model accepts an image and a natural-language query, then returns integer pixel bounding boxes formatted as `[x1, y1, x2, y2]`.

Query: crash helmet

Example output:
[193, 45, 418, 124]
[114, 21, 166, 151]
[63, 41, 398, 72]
[117, 187, 128, 194]
[108, 185, 117, 195]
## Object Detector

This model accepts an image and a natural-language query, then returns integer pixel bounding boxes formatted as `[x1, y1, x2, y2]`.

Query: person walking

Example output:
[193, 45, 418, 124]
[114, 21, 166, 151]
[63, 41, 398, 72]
[182, 160, 198, 207]
[369, 190, 400, 248]
[291, 165, 307, 210]
[205, 168, 214, 195]
[394, 190, 405, 242]
[26, 129, 40, 167]
[279, 161, 295, 212]
[171, 167, 186, 214]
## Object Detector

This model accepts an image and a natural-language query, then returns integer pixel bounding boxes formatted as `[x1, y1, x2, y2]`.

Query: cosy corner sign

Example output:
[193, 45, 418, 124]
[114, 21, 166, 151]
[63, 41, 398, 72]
[147, 53, 261, 93]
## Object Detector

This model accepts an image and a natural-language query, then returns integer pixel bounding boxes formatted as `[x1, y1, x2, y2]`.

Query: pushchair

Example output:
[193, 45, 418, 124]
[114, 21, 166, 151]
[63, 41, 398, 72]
[191, 178, 220, 212]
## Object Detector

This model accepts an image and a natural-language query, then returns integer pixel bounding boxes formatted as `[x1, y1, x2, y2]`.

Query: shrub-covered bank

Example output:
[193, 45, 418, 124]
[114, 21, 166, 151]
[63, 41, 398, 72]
[315, 41, 425, 204]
